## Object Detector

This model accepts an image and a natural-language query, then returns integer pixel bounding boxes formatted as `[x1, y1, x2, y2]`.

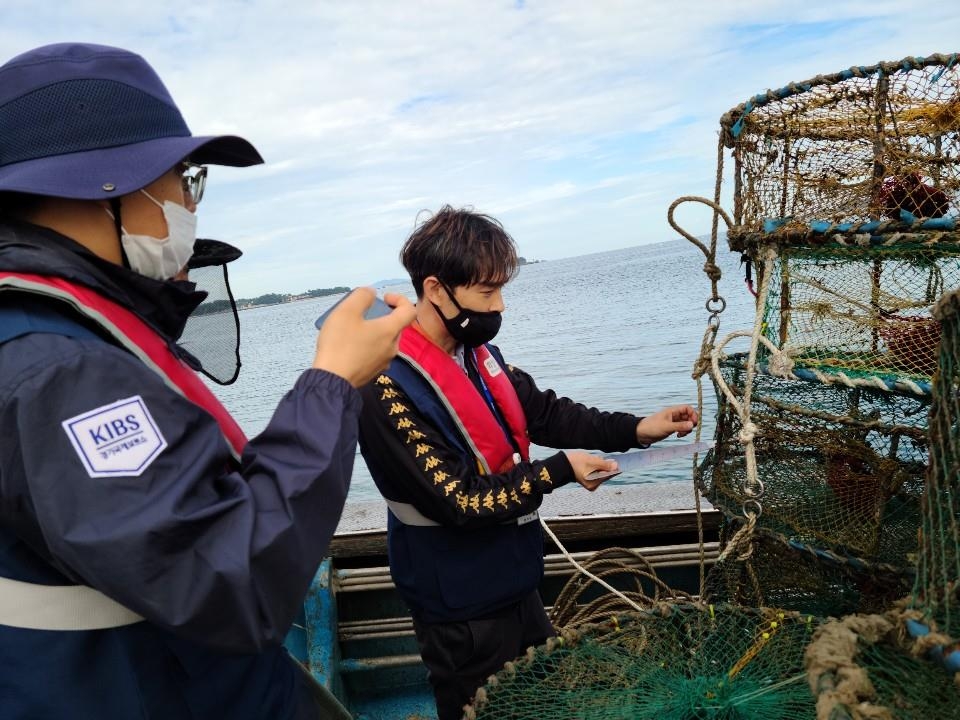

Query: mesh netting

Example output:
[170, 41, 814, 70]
[911, 289, 960, 640]
[719, 54, 960, 244]
[799, 287, 960, 719]
[703, 521, 911, 619]
[805, 611, 960, 719]
[758, 243, 960, 385]
[698, 356, 925, 570]
[0, 79, 189, 166]
[179, 262, 241, 385]
[466, 603, 820, 720]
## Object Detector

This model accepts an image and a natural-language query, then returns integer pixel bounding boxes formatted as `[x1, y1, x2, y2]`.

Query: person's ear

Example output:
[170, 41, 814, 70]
[422, 276, 447, 305]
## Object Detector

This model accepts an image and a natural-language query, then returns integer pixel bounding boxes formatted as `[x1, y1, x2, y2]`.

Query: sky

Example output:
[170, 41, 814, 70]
[4, 1, 960, 298]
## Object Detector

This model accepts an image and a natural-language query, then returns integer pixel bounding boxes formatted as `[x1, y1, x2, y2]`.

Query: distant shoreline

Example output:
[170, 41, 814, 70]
[235, 295, 331, 312]
[223, 258, 545, 314]
[196, 286, 350, 316]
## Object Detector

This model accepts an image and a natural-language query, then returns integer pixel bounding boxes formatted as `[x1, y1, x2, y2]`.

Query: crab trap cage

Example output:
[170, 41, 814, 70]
[461, 53, 960, 720]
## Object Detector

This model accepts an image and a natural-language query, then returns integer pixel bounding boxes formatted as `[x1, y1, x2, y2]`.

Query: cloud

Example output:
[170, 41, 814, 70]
[4, 1, 960, 296]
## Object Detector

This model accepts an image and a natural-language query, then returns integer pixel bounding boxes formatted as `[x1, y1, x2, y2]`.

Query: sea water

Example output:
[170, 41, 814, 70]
[207, 238, 757, 503]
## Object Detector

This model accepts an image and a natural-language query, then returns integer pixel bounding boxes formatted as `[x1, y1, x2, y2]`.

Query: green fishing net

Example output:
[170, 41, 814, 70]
[913, 288, 960, 639]
[801, 287, 960, 720]
[805, 611, 960, 719]
[756, 243, 960, 385]
[703, 521, 911, 619]
[700, 53, 960, 579]
[465, 604, 819, 720]
[698, 357, 925, 571]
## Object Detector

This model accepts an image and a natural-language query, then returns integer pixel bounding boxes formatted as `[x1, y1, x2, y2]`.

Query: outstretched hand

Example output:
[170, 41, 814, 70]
[636, 405, 699, 446]
[313, 288, 417, 387]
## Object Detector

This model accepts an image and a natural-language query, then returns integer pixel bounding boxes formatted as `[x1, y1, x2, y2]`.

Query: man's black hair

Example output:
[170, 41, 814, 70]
[400, 205, 519, 298]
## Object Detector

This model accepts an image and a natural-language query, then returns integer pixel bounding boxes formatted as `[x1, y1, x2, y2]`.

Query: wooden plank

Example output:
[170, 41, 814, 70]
[331, 483, 718, 558]
[331, 509, 719, 558]
[541, 510, 718, 544]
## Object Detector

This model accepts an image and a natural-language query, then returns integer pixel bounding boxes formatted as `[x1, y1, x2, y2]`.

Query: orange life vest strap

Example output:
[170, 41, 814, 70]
[0, 272, 247, 460]
[397, 326, 528, 473]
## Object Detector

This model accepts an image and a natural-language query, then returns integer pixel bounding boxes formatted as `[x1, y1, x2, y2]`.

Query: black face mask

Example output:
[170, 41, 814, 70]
[432, 282, 502, 348]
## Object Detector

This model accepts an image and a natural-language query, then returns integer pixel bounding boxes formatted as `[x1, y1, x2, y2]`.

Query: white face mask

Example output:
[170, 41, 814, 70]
[105, 189, 197, 280]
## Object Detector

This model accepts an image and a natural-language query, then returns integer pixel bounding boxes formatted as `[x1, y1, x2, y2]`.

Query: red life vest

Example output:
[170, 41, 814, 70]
[0, 271, 247, 461]
[397, 326, 529, 473]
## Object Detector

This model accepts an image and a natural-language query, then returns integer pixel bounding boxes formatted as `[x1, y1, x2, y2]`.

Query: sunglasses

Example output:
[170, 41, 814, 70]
[180, 161, 208, 204]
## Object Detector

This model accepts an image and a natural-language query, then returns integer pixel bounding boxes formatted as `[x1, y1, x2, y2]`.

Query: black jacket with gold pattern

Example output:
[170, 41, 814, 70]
[358, 343, 640, 623]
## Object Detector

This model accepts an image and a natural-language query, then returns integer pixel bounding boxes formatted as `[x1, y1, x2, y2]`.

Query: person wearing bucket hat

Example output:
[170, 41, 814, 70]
[0, 42, 415, 720]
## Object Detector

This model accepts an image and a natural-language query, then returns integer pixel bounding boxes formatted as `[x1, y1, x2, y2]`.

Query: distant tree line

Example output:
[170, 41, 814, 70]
[193, 286, 350, 315]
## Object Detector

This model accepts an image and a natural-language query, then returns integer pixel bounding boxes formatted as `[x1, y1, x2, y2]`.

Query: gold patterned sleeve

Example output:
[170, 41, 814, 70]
[358, 373, 576, 528]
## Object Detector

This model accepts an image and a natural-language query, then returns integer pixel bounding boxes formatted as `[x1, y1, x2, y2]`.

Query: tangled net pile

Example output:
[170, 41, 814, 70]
[464, 53, 960, 720]
[466, 604, 818, 720]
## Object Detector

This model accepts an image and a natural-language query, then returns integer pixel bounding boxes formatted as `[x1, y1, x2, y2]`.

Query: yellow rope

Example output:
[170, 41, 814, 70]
[727, 611, 786, 679]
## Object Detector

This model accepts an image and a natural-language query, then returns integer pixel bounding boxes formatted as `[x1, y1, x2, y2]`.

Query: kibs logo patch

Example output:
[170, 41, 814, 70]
[62, 396, 167, 478]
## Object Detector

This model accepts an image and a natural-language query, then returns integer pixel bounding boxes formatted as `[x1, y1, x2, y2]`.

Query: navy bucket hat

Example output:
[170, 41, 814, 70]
[0, 43, 263, 200]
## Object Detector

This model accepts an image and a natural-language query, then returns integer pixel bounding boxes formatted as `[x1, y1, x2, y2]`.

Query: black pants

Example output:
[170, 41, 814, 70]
[412, 591, 555, 720]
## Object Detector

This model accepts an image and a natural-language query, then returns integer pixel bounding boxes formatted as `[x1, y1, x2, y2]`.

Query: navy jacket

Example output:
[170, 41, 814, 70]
[0, 220, 359, 719]
[359, 342, 641, 623]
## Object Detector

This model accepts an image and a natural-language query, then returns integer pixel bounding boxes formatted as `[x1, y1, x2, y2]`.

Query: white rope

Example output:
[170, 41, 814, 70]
[707, 251, 778, 518]
[803, 366, 927, 395]
[539, 517, 647, 614]
[712, 332, 798, 389]
[739, 252, 776, 503]
[712, 335, 928, 396]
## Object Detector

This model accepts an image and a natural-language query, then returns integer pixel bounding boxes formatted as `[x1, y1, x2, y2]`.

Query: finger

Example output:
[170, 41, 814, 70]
[393, 301, 417, 325]
[578, 477, 600, 491]
[378, 295, 416, 331]
[391, 296, 417, 317]
[587, 457, 617, 472]
[334, 287, 376, 318]
[373, 305, 416, 336]
[381, 294, 416, 321]
[382, 292, 411, 308]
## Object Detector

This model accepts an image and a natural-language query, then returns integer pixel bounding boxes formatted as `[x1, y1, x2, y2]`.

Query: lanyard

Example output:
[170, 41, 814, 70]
[469, 347, 521, 455]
